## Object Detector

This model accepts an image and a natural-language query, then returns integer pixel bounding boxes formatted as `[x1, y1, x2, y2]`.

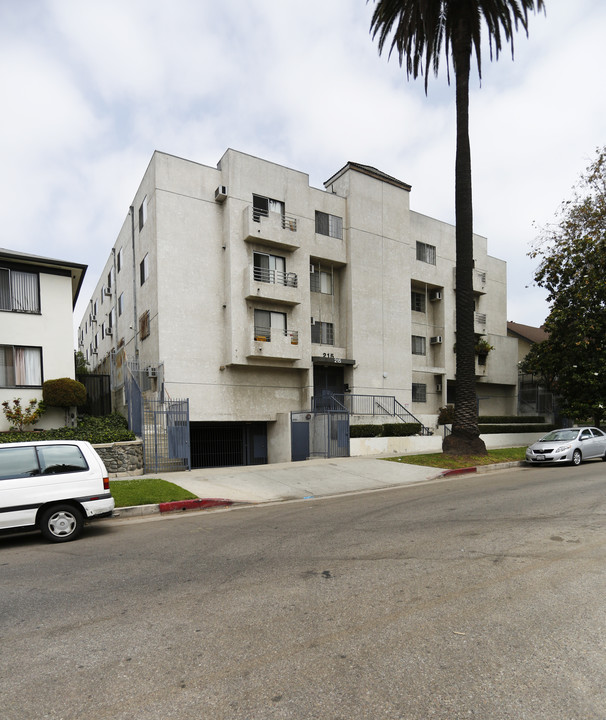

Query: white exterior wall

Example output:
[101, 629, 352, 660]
[77, 149, 518, 461]
[1, 255, 84, 431]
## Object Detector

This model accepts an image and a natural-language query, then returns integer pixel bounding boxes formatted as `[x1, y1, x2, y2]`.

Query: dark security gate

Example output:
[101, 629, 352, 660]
[190, 422, 268, 468]
[77, 374, 112, 416]
[291, 411, 349, 461]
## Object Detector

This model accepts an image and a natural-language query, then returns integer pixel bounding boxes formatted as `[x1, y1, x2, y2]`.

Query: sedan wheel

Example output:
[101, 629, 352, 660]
[572, 449, 582, 466]
[40, 504, 84, 542]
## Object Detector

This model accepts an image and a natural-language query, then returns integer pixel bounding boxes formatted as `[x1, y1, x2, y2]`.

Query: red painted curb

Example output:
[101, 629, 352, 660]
[158, 498, 233, 513]
[440, 467, 478, 477]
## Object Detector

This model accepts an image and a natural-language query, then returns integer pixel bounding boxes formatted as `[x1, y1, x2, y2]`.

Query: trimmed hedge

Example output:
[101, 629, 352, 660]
[350, 423, 422, 438]
[478, 424, 555, 435]
[0, 413, 136, 445]
[43, 377, 87, 407]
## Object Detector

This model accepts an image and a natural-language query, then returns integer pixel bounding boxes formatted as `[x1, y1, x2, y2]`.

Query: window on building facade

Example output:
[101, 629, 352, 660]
[0, 268, 40, 313]
[416, 242, 436, 265]
[315, 211, 343, 239]
[139, 196, 148, 231]
[254, 309, 286, 341]
[252, 195, 284, 223]
[411, 291, 425, 313]
[140, 254, 149, 286]
[139, 310, 150, 340]
[311, 320, 334, 345]
[0, 345, 42, 387]
[117, 248, 123, 273]
[411, 335, 426, 356]
[118, 292, 124, 317]
[310, 266, 333, 294]
[412, 383, 427, 403]
[253, 252, 291, 285]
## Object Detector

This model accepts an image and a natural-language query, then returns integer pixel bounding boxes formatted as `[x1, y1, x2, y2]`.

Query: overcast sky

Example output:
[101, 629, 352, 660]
[1, 0, 604, 333]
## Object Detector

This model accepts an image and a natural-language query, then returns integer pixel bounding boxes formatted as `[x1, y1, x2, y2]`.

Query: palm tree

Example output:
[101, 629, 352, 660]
[370, 0, 545, 454]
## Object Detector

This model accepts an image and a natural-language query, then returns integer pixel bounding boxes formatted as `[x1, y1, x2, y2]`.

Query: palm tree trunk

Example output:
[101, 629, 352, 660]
[443, 31, 487, 455]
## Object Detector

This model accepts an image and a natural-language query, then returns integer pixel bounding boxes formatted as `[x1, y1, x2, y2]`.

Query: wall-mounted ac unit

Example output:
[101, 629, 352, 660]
[104, 287, 112, 297]
[310, 316, 316, 325]
[430, 336, 443, 344]
[90, 315, 97, 323]
[436, 383, 442, 392]
[429, 290, 442, 301]
[310, 264, 316, 273]
[215, 185, 228, 203]
[105, 327, 113, 336]
[147, 366, 158, 378]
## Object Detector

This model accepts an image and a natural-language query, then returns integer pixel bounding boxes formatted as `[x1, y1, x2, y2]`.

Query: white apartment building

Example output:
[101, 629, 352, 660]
[1, 248, 87, 431]
[78, 149, 517, 466]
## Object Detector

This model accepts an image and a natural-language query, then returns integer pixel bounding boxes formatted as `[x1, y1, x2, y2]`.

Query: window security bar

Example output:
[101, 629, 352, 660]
[253, 267, 298, 287]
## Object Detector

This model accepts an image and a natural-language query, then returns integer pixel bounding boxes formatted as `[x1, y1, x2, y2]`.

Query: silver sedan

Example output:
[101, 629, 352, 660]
[526, 427, 606, 466]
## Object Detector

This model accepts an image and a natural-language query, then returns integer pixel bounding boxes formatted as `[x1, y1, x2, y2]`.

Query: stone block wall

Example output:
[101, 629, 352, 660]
[93, 440, 144, 476]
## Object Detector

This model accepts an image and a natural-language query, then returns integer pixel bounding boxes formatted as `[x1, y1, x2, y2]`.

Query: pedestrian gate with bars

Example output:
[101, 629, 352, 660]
[291, 410, 350, 461]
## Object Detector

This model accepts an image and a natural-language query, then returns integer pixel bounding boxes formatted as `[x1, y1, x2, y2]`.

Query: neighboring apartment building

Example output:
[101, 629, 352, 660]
[507, 320, 555, 419]
[1, 248, 86, 431]
[78, 149, 518, 465]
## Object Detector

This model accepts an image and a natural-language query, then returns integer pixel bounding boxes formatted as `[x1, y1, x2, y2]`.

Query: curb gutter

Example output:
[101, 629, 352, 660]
[113, 498, 236, 519]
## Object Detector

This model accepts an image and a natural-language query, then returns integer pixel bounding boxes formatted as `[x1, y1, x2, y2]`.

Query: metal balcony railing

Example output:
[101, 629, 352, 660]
[253, 267, 298, 287]
[254, 326, 299, 344]
[252, 207, 298, 231]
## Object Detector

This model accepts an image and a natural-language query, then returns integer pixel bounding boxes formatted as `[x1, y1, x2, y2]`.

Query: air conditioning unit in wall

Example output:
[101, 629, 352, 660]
[436, 383, 442, 392]
[105, 327, 113, 336]
[215, 186, 228, 203]
[90, 315, 97, 323]
[430, 336, 443, 345]
[429, 290, 442, 301]
[104, 287, 112, 297]
[147, 366, 158, 378]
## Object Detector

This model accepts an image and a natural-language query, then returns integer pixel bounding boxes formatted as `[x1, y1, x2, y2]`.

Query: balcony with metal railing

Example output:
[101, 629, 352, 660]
[244, 266, 300, 305]
[247, 326, 302, 361]
[243, 206, 300, 251]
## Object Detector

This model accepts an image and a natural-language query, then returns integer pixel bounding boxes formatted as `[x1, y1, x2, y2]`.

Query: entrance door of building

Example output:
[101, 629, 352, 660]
[313, 364, 345, 409]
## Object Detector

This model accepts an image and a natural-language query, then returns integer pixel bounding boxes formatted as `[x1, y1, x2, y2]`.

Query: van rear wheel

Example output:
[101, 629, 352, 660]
[40, 505, 84, 542]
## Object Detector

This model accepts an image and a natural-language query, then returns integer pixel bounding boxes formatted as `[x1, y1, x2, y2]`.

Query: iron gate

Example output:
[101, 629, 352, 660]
[291, 411, 350, 461]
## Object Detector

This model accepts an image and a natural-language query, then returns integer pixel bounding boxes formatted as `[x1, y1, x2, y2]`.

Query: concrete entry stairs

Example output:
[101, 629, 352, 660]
[312, 393, 432, 436]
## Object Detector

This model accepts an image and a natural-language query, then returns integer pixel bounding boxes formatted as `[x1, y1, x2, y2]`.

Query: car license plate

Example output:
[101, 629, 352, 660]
[535, 454, 545, 461]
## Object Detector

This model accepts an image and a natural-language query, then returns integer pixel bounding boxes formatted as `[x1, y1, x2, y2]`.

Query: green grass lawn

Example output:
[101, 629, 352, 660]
[384, 446, 527, 470]
[110, 479, 197, 508]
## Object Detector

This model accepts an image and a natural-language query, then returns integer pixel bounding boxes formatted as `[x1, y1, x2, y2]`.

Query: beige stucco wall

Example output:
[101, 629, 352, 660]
[77, 149, 519, 461]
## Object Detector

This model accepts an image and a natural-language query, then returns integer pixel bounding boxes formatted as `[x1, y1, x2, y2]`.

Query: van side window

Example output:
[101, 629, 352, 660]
[0, 447, 40, 480]
[37, 445, 89, 475]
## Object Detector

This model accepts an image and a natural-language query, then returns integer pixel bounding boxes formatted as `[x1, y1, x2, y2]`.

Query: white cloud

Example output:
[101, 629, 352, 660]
[1, 0, 603, 333]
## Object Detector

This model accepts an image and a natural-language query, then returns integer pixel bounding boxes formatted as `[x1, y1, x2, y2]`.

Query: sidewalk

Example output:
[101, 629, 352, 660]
[113, 455, 524, 518]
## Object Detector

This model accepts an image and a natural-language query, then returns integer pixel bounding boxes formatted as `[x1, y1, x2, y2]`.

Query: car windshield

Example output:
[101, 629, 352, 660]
[539, 429, 579, 442]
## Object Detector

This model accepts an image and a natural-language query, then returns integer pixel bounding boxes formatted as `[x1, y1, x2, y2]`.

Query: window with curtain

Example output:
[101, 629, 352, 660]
[0, 345, 42, 387]
[0, 268, 40, 313]
[411, 336, 427, 355]
[315, 212, 343, 239]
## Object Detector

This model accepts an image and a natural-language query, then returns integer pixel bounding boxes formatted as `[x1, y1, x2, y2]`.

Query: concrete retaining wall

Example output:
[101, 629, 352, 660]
[351, 432, 540, 457]
[93, 440, 144, 476]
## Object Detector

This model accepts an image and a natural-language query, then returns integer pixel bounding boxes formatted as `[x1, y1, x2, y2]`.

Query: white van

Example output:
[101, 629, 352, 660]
[0, 440, 115, 542]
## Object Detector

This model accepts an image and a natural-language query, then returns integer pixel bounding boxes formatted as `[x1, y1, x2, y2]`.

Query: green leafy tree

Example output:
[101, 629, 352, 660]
[75, 350, 89, 376]
[523, 147, 606, 426]
[369, 0, 545, 454]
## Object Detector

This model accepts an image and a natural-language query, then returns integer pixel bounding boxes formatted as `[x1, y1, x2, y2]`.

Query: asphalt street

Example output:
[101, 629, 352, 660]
[1, 462, 605, 720]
